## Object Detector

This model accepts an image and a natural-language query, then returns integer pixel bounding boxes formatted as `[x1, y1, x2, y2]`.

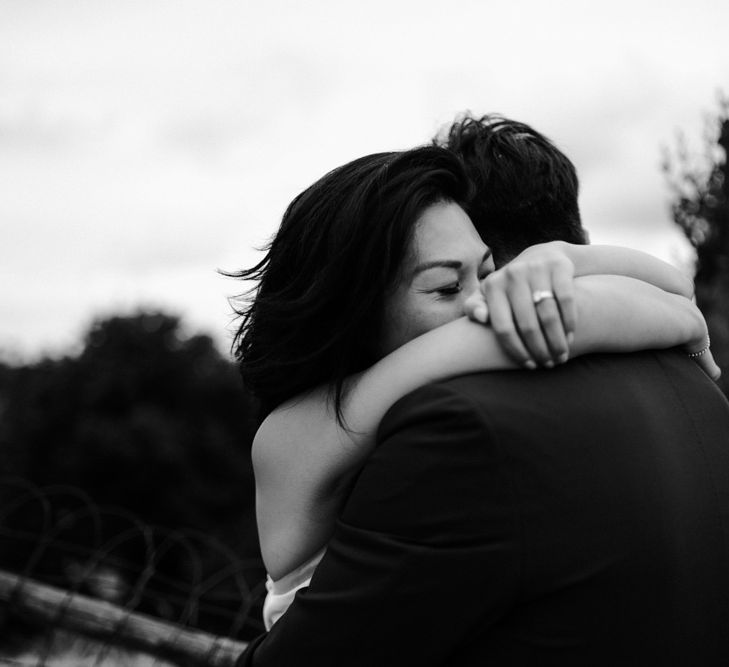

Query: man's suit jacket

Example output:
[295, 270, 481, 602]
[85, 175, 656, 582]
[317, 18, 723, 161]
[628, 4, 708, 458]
[238, 350, 729, 666]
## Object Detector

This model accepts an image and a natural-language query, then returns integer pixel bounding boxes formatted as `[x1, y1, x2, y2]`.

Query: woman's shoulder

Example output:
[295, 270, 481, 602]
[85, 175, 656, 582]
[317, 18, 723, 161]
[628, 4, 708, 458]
[253, 384, 358, 491]
[253, 386, 330, 459]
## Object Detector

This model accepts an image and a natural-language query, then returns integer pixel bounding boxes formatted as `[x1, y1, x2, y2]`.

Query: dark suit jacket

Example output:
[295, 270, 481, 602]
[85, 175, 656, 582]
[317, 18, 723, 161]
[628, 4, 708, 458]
[238, 350, 729, 666]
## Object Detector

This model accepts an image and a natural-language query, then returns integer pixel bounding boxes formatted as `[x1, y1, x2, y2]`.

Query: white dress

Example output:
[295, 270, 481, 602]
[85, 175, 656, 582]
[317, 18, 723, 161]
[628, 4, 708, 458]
[262, 548, 325, 630]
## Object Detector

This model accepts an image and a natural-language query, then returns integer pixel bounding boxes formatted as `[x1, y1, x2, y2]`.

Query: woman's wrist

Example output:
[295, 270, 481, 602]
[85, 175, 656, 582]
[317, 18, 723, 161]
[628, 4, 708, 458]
[570, 276, 697, 355]
[679, 297, 711, 353]
[687, 334, 711, 359]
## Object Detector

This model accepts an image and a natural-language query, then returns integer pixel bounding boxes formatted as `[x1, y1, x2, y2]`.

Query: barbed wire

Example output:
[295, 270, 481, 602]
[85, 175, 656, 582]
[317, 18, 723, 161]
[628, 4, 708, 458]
[0, 476, 266, 666]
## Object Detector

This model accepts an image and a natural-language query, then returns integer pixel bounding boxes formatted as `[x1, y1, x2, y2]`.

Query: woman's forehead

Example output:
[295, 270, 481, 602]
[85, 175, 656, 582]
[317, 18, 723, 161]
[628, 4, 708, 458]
[409, 201, 489, 264]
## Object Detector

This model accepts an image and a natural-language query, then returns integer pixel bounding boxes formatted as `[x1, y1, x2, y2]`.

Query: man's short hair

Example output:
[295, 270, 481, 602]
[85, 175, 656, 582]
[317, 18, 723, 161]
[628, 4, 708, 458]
[436, 113, 588, 264]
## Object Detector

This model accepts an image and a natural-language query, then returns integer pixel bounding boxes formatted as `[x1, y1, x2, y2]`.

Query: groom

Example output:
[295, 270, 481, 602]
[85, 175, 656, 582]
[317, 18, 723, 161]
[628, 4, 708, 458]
[236, 115, 729, 665]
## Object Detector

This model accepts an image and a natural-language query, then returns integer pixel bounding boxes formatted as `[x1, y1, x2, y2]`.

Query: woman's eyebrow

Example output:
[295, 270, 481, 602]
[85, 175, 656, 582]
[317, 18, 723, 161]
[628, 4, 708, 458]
[413, 248, 492, 276]
[412, 260, 462, 275]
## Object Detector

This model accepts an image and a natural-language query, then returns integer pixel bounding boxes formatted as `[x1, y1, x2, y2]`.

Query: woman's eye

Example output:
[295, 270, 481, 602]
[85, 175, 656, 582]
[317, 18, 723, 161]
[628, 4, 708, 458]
[435, 282, 461, 296]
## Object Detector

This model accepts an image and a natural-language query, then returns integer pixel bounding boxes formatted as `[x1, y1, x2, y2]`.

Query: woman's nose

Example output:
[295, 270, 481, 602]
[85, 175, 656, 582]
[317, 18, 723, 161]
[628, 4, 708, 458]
[465, 280, 484, 300]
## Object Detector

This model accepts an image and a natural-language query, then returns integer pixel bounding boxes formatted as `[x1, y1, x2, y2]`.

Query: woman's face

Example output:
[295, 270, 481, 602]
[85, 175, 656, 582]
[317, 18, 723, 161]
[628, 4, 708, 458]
[379, 201, 494, 356]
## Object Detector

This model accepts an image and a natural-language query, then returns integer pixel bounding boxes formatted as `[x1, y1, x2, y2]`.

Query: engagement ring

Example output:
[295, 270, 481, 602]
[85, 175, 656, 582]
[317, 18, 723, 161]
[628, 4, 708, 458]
[532, 290, 555, 305]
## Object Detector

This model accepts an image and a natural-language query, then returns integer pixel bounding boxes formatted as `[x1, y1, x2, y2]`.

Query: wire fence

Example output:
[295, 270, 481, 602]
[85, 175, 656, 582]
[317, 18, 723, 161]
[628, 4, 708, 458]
[0, 477, 266, 666]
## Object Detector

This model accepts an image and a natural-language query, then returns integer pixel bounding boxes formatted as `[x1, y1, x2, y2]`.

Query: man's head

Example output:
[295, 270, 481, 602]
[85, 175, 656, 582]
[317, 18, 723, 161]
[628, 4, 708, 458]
[436, 113, 588, 266]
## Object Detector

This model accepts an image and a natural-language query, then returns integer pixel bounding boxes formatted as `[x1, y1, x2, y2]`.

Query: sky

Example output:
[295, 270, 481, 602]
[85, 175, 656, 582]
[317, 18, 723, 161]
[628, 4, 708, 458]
[2, 0, 728, 360]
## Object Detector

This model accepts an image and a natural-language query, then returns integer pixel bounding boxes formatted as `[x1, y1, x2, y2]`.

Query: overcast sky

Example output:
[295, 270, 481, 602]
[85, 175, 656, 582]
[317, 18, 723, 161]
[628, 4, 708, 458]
[2, 0, 728, 360]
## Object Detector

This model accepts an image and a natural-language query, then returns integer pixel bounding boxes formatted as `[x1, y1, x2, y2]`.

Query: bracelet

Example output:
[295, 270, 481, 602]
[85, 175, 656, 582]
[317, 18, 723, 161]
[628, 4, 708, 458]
[688, 334, 711, 359]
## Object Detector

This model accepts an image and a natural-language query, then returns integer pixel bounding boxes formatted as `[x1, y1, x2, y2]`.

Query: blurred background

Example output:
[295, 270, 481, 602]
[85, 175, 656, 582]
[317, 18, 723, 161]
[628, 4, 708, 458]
[1, 0, 728, 660]
[2, 0, 728, 358]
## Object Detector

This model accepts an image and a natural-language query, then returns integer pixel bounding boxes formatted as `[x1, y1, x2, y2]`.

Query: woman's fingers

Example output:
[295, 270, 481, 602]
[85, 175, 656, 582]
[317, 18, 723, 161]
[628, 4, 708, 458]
[463, 291, 489, 324]
[481, 281, 537, 368]
[526, 255, 575, 362]
[486, 264, 571, 367]
[550, 261, 577, 342]
[479, 244, 580, 368]
[503, 276, 556, 367]
[532, 292, 569, 364]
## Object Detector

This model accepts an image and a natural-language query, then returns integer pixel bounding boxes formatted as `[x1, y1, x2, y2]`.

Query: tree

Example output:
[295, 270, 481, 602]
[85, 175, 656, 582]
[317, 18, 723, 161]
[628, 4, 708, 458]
[663, 93, 729, 396]
[0, 311, 263, 564]
[0, 312, 266, 637]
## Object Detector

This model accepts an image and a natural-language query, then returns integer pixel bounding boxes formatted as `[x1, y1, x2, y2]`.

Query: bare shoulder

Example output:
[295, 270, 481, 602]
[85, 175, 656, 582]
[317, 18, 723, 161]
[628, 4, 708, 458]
[252, 386, 357, 580]
[252, 385, 350, 483]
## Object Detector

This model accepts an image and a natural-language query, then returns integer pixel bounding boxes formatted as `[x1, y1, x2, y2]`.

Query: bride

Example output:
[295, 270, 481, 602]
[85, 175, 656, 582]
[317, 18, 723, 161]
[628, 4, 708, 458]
[228, 145, 715, 629]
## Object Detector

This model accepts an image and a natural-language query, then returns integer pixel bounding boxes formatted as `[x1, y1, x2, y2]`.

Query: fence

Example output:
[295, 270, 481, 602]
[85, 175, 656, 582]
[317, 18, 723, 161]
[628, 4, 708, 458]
[0, 477, 267, 666]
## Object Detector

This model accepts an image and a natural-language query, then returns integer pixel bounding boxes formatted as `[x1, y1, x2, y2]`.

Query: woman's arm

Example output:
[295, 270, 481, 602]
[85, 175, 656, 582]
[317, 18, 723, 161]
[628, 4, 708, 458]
[478, 242, 695, 366]
[255, 274, 709, 579]
[570, 274, 703, 352]
[253, 315, 514, 578]
[505, 241, 694, 296]
[562, 242, 694, 297]
[343, 277, 708, 448]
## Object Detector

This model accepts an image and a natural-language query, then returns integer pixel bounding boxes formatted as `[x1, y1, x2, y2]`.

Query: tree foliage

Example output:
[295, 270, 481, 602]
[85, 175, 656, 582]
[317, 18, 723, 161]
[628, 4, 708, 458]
[663, 93, 729, 395]
[0, 311, 261, 562]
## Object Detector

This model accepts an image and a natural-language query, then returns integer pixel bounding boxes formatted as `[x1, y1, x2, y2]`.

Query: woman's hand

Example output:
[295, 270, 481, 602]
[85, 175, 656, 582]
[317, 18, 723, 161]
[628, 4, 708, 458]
[463, 242, 721, 383]
[465, 243, 577, 368]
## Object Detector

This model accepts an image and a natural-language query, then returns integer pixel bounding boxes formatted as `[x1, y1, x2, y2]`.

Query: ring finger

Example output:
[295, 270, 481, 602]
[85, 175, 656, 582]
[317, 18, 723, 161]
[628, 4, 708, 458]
[533, 291, 569, 363]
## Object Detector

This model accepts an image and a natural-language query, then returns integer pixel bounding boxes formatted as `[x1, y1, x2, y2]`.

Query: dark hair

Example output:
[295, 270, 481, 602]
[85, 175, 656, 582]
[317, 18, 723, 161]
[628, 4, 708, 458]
[436, 113, 587, 264]
[227, 145, 469, 421]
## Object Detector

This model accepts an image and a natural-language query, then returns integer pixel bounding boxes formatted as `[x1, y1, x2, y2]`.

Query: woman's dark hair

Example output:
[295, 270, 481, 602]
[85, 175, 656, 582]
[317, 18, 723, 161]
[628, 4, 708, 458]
[226, 145, 469, 422]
